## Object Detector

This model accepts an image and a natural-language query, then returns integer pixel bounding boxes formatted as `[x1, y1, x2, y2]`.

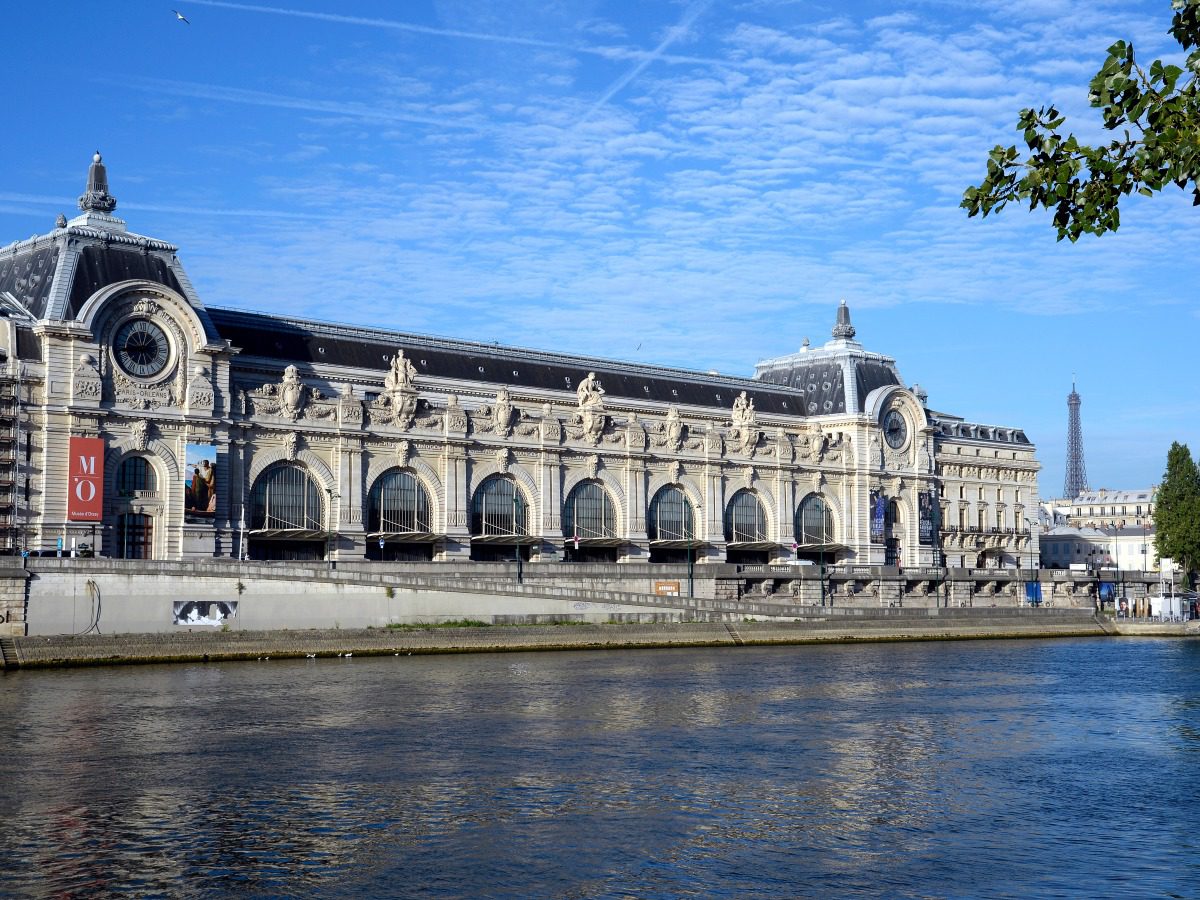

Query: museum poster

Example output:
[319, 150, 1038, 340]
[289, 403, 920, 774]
[67, 436, 104, 521]
[184, 444, 217, 523]
[918, 491, 936, 546]
[869, 491, 885, 543]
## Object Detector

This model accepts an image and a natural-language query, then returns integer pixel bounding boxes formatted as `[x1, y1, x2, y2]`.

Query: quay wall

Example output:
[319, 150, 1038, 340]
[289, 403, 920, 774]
[0, 558, 1169, 640]
[4, 610, 1124, 669]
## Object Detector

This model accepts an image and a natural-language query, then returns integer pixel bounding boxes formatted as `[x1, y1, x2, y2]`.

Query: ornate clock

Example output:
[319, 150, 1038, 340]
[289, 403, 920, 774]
[113, 318, 171, 379]
[883, 409, 908, 449]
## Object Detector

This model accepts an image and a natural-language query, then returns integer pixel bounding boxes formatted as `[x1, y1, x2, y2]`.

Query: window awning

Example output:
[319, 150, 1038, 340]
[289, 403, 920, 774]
[470, 533, 540, 545]
[367, 532, 442, 543]
[248, 529, 328, 540]
[648, 539, 712, 550]
[563, 536, 625, 548]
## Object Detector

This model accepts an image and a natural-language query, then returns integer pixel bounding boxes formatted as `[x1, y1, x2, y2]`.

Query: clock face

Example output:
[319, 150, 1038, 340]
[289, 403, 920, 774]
[883, 409, 908, 449]
[114, 318, 171, 379]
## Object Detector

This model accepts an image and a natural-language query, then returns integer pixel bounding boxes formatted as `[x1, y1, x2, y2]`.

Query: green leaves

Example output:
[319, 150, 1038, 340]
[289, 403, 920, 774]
[962, 1, 1200, 240]
[1154, 442, 1200, 585]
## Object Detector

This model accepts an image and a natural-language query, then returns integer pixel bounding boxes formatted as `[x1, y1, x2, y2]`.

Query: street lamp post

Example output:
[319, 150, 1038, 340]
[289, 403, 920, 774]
[687, 539, 694, 599]
[512, 493, 523, 584]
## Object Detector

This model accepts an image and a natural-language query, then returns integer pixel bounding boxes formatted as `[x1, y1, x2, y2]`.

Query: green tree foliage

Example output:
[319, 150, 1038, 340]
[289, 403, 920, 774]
[962, 0, 1200, 241]
[1153, 441, 1200, 583]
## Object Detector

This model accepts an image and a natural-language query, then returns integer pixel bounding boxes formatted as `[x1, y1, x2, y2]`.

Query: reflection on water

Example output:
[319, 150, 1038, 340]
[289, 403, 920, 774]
[2, 639, 1199, 897]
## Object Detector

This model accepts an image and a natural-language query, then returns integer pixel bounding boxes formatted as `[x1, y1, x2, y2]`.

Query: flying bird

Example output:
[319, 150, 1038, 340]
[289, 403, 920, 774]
[173, 9, 190, 24]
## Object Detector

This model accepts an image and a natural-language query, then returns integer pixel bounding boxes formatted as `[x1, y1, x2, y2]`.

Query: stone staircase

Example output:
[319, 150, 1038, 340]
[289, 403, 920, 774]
[0, 636, 17, 671]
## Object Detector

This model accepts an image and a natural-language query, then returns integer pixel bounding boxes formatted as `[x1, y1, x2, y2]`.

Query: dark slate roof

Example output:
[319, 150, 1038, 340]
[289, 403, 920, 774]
[754, 359, 848, 414]
[210, 307, 812, 416]
[0, 242, 59, 320]
[66, 245, 184, 319]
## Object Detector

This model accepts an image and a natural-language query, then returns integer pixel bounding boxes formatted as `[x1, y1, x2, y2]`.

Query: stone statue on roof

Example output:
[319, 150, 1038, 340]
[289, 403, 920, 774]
[385, 349, 417, 393]
[576, 371, 604, 409]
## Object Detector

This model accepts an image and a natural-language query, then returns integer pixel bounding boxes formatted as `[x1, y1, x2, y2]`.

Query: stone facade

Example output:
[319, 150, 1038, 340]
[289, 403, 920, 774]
[0, 155, 1040, 571]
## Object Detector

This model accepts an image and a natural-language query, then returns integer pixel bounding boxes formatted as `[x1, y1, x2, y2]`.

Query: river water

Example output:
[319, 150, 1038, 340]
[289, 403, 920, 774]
[1, 637, 1198, 898]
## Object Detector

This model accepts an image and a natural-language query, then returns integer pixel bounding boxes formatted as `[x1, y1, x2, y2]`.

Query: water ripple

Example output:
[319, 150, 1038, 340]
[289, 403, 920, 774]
[1, 638, 1198, 897]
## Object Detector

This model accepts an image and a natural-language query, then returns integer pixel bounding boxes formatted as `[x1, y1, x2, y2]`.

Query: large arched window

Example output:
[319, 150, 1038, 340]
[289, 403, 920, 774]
[251, 463, 323, 531]
[116, 456, 156, 497]
[471, 475, 528, 536]
[725, 490, 767, 542]
[368, 469, 431, 533]
[563, 481, 618, 539]
[796, 494, 834, 544]
[647, 485, 694, 541]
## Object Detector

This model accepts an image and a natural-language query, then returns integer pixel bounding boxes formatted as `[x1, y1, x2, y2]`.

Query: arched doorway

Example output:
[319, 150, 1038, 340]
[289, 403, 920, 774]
[366, 468, 434, 561]
[562, 480, 619, 563]
[884, 499, 902, 566]
[647, 484, 696, 564]
[112, 456, 158, 559]
[794, 494, 840, 562]
[247, 463, 326, 560]
[470, 475, 531, 562]
[724, 489, 770, 564]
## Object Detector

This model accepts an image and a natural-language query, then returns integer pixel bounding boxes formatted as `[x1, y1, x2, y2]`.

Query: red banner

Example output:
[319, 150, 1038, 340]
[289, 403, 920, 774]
[68, 437, 104, 521]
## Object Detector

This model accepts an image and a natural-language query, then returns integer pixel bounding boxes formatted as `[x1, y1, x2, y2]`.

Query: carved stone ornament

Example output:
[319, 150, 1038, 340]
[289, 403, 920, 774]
[187, 364, 215, 413]
[540, 403, 562, 443]
[663, 406, 684, 451]
[669, 460, 683, 482]
[131, 418, 151, 452]
[775, 428, 792, 464]
[491, 387, 515, 438]
[114, 372, 172, 410]
[444, 395, 469, 434]
[795, 429, 814, 462]
[624, 417, 645, 452]
[133, 297, 161, 317]
[251, 365, 306, 421]
[333, 384, 363, 426]
[585, 454, 600, 479]
[705, 426, 724, 457]
[395, 439, 411, 467]
[283, 431, 300, 461]
[376, 350, 419, 428]
[72, 352, 102, 402]
[742, 466, 756, 486]
[495, 447, 510, 473]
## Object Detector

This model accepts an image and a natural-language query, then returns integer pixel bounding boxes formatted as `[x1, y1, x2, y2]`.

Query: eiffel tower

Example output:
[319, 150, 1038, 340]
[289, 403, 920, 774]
[1063, 377, 1089, 499]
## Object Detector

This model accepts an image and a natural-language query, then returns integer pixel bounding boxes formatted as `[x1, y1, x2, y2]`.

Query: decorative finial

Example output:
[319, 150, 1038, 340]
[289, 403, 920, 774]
[801, 336, 810, 350]
[831, 299, 855, 340]
[55, 213, 67, 229]
[78, 150, 117, 213]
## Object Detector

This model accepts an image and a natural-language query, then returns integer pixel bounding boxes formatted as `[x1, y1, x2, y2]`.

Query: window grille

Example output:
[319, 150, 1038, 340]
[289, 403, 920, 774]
[251, 463, 323, 530]
[368, 469, 431, 533]
[796, 494, 834, 544]
[647, 485, 694, 540]
[725, 490, 767, 542]
[471, 475, 528, 536]
[563, 481, 617, 539]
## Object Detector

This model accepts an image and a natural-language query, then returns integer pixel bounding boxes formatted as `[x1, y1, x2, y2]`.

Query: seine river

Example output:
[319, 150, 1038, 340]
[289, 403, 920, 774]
[1, 638, 1198, 898]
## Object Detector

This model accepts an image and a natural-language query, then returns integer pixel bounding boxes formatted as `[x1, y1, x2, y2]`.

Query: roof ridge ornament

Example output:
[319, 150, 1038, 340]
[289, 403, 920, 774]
[831, 299, 855, 340]
[78, 151, 117, 213]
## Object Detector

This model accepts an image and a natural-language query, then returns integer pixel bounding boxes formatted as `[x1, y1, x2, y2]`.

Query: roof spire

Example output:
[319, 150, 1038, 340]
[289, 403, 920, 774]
[78, 150, 117, 213]
[831, 298, 855, 340]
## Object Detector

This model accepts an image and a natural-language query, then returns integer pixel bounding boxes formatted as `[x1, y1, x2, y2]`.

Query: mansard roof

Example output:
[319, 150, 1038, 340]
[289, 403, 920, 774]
[0, 153, 221, 342]
[209, 307, 813, 415]
[752, 300, 901, 415]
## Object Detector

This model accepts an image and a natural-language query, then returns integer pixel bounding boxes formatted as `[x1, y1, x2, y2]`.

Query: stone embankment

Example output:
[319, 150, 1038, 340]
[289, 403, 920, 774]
[3, 607, 1174, 670]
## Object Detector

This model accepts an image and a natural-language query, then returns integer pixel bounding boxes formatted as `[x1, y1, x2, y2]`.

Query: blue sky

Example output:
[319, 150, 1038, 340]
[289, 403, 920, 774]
[1, 0, 1196, 498]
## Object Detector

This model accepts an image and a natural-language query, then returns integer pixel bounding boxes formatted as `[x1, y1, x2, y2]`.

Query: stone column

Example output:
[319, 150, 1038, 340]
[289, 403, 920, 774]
[441, 444, 470, 560]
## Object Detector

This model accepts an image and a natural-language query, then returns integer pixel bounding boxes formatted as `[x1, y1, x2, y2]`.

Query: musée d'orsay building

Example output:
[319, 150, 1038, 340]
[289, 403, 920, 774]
[0, 154, 1041, 567]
